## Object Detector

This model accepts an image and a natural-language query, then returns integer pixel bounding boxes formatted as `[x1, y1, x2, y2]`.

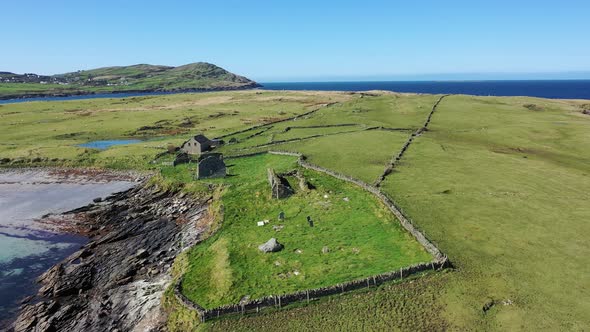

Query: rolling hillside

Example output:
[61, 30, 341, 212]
[0, 62, 259, 99]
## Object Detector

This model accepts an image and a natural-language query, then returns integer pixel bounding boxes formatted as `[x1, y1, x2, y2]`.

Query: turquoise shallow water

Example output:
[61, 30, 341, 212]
[0, 170, 135, 327]
[78, 139, 142, 150]
[0, 234, 73, 264]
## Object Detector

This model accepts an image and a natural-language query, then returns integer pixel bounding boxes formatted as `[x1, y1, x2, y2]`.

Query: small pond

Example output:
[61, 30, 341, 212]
[78, 139, 142, 150]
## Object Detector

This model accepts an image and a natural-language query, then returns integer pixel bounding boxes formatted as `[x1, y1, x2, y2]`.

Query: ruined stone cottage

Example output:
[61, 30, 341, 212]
[267, 168, 294, 199]
[197, 153, 226, 179]
[181, 134, 212, 155]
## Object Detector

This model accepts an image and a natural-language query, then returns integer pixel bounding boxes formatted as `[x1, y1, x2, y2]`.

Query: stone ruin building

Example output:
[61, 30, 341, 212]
[196, 153, 226, 179]
[180, 134, 223, 155]
[267, 168, 295, 199]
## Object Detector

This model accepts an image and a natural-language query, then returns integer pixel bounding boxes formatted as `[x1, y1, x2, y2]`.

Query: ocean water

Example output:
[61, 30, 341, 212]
[0, 91, 179, 104]
[0, 80, 589, 105]
[261, 80, 590, 99]
[78, 139, 143, 150]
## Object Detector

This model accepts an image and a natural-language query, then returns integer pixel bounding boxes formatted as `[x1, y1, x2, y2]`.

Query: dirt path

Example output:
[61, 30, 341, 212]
[373, 95, 448, 187]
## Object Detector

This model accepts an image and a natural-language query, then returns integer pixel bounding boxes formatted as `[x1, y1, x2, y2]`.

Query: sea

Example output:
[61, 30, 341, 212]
[261, 80, 590, 99]
[0, 80, 589, 104]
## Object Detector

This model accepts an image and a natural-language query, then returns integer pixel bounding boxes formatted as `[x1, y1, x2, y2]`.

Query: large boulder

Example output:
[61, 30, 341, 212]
[258, 238, 284, 253]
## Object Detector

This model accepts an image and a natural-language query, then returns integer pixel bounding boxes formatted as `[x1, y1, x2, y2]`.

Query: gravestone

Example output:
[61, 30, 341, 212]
[278, 211, 285, 221]
[307, 216, 314, 227]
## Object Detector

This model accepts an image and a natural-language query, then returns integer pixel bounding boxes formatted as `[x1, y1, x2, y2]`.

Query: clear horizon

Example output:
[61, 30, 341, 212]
[2, 1, 589, 81]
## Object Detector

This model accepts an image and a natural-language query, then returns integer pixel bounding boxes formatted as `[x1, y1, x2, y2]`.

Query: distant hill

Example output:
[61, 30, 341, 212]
[0, 62, 260, 99]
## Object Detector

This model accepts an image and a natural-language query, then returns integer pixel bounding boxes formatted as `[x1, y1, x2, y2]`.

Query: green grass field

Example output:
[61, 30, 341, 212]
[1, 90, 589, 330]
[0, 90, 350, 169]
[178, 153, 431, 308]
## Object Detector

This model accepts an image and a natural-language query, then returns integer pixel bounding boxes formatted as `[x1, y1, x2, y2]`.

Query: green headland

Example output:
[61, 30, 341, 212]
[0, 62, 259, 100]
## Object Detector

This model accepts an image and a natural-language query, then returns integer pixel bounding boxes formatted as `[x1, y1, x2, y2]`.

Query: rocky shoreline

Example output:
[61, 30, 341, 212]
[9, 181, 213, 332]
[0, 83, 261, 102]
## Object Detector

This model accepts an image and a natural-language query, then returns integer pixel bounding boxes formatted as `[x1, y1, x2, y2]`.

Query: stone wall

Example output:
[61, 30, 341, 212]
[214, 103, 336, 140]
[283, 123, 358, 132]
[173, 152, 191, 167]
[175, 259, 449, 322]
[373, 95, 448, 187]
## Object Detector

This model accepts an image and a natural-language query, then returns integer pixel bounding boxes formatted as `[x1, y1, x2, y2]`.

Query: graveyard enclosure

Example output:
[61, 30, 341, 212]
[178, 153, 434, 309]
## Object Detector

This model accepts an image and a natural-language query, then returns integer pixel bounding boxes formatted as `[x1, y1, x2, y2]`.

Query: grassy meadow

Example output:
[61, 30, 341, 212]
[1, 90, 589, 330]
[0, 90, 350, 169]
[179, 153, 431, 308]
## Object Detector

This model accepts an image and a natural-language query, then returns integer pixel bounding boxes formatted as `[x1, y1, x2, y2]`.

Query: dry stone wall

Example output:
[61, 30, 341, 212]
[214, 103, 336, 140]
[175, 260, 448, 322]
[373, 95, 449, 187]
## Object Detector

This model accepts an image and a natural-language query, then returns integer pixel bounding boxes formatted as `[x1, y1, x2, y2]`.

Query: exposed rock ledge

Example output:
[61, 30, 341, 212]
[10, 182, 212, 332]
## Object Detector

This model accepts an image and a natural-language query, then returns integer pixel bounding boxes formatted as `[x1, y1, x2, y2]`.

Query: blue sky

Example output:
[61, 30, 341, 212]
[2, 0, 589, 81]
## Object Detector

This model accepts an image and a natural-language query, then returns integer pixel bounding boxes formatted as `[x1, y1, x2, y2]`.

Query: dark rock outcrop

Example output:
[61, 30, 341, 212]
[12, 183, 212, 332]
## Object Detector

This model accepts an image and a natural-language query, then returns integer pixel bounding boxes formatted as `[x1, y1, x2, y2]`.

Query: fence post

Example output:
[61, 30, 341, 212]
[400, 267, 403, 280]
[307, 290, 310, 303]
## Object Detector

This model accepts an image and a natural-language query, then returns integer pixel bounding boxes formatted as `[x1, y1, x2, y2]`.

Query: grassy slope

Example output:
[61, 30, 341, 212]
[380, 95, 590, 330]
[179, 153, 431, 308]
